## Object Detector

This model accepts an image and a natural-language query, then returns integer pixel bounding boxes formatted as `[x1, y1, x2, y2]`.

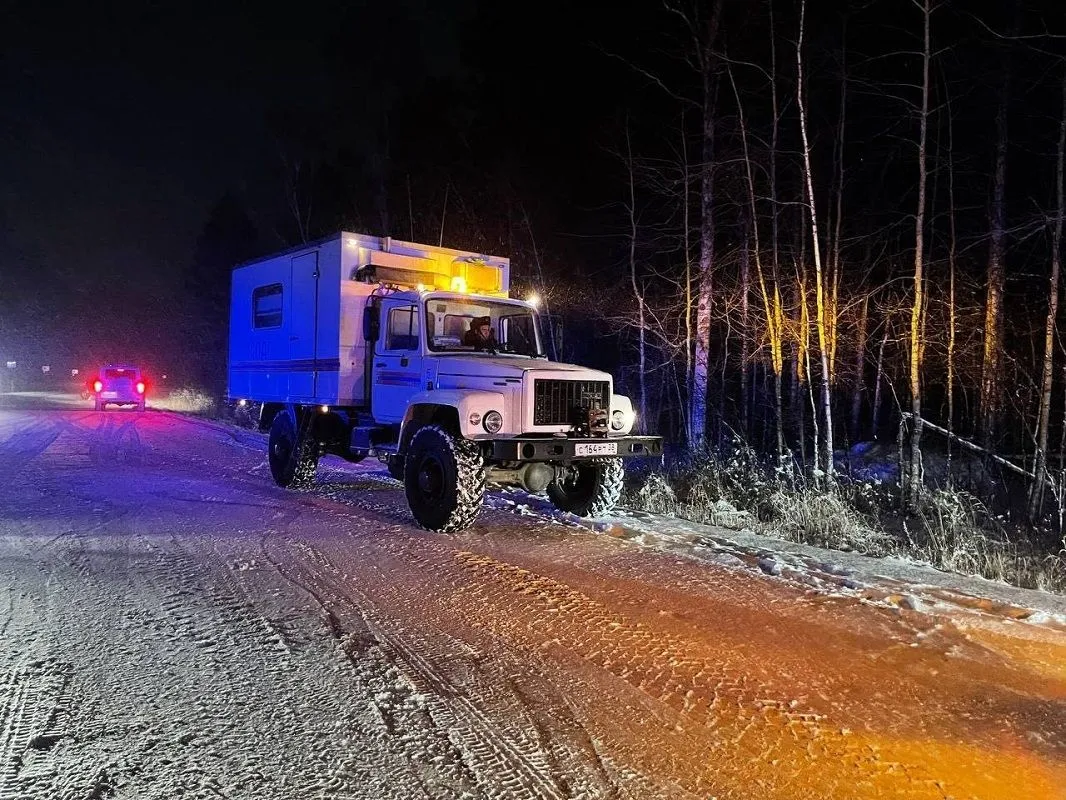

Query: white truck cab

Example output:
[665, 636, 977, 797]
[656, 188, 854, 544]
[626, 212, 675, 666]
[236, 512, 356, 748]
[228, 233, 661, 532]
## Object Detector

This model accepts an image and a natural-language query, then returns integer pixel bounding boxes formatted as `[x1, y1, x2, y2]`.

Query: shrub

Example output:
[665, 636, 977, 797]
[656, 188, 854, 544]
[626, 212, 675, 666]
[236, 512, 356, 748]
[908, 488, 1066, 591]
[153, 387, 217, 415]
[626, 452, 1065, 592]
[627, 447, 889, 554]
[765, 487, 894, 556]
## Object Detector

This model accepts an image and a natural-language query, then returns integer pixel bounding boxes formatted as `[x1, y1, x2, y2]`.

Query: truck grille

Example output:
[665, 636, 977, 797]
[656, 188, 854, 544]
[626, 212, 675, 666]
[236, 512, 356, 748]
[533, 379, 610, 426]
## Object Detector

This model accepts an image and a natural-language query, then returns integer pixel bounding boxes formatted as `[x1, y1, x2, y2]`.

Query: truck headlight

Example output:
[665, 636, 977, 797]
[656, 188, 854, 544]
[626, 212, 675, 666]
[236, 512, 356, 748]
[611, 409, 626, 430]
[468, 411, 482, 426]
[482, 410, 503, 434]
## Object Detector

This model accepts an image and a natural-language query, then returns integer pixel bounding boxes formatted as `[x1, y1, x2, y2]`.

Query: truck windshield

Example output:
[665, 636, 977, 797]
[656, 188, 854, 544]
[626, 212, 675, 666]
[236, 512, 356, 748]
[425, 298, 544, 357]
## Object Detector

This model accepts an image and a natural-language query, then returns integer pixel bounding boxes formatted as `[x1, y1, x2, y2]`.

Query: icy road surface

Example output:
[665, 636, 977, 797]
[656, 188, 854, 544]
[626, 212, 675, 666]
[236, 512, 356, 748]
[1, 397, 1065, 800]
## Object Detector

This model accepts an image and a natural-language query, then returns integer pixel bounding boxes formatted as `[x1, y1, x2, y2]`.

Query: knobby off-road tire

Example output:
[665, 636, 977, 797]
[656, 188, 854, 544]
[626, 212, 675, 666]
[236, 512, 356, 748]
[404, 425, 486, 532]
[268, 412, 318, 490]
[546, 457, 624, 518]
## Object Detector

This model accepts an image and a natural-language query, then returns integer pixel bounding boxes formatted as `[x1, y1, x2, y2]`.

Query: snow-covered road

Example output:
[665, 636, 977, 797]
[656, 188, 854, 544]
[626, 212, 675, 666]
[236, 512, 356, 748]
[1, 398, 1064, 799]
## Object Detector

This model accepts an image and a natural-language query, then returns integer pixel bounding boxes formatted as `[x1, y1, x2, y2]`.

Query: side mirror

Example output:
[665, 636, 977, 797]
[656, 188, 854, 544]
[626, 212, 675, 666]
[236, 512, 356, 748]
[363, 304, 380, 342]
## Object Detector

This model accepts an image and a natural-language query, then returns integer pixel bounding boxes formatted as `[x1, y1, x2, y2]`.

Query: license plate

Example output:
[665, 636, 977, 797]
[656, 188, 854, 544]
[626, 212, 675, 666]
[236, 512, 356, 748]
[574, 442, 617, 457]
[101, 392, 117, 398]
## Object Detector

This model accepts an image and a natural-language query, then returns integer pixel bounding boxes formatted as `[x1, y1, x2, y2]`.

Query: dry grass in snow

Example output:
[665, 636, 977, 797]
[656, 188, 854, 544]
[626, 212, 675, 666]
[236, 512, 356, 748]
[627, 447, 1066, 594]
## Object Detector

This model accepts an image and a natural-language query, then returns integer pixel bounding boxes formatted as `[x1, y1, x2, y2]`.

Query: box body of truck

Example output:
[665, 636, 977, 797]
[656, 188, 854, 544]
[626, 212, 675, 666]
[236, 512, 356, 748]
[228, 232, 509, 407]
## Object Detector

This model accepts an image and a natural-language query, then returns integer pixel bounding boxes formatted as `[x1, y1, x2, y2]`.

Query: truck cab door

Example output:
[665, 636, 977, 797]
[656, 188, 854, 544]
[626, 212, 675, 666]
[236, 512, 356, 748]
[371, 300, 423, 423]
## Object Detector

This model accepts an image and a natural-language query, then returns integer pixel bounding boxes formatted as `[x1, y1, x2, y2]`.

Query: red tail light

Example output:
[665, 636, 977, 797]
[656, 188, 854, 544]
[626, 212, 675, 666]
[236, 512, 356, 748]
[136, 381, 146, 394]
[93, 380, 103, 393]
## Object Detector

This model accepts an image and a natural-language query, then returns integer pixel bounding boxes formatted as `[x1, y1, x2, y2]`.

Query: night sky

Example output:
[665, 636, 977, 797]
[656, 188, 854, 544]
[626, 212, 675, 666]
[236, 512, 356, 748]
[2, 0, 1065, 386]
[1, 1, 626, 295]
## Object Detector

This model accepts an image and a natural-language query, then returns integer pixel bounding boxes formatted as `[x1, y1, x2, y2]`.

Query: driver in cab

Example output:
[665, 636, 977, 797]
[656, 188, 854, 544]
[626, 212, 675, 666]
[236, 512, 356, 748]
[463, 316, 497, 351]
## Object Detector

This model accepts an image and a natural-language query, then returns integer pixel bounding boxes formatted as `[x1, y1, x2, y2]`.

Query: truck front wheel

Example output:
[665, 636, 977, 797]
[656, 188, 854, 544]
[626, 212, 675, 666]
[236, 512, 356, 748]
[404, 425, 486, 532]
[268, 412, 318, 489]
[546, 458, 624, 518]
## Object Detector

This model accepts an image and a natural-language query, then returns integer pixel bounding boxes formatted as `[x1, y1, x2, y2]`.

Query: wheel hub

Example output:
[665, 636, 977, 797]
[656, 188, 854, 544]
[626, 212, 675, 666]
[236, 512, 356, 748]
[417, 457, 444, 499]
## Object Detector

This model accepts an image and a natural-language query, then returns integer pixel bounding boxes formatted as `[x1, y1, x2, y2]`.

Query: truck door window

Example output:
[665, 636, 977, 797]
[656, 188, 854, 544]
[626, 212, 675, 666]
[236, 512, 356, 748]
[252, 284, 283, 328]
[385, 306, 419, 351]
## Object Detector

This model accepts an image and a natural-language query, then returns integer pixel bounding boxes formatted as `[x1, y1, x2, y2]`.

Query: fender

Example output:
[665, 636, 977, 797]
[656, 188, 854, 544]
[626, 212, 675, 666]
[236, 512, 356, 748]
[399, 389, 507, 450]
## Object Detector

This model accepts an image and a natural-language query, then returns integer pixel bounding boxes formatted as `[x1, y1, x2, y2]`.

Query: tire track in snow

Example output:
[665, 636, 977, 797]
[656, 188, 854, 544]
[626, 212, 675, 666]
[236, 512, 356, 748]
[440, 549, 983, 799]
[153, 516, 457, 799]
[257, 535, 481, 799]
[0, 660, 74, 798]
[263, 534, 571, 800]
[0, 422, 61, 470]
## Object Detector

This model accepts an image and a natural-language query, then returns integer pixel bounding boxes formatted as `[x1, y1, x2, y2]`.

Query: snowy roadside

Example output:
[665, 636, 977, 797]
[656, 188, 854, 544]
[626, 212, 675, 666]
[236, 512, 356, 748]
[488, 492, 1066, 632]
[155, 405, 1066, 630]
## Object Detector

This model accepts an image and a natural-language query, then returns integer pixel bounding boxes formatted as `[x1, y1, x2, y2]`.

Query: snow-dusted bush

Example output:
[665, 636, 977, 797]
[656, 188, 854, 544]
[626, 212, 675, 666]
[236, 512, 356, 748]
[911, 488, 989, 573]
[905, 487, 1065, 591]
[631, 472, 677, 514]
[673, 437, 776, 514]
[153, 387, 217, 415]
[625, 448, 1066, 591]
[626, 446, 757, 528]
[1036, 552, 1066, 593]
[766, 487, 894, 556]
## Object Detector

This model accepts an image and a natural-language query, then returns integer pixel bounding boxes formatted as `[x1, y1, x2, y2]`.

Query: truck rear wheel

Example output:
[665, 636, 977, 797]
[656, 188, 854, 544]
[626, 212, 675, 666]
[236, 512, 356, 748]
[268, 412, 318, 489]
[404, 425, 485, 532]
[546, 458, 624, 518]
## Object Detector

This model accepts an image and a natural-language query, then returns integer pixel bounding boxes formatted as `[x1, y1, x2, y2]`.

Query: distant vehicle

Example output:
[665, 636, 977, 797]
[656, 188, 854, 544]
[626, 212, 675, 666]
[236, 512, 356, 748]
[92, 364, 146, 412]
[228, 233, 662, 532]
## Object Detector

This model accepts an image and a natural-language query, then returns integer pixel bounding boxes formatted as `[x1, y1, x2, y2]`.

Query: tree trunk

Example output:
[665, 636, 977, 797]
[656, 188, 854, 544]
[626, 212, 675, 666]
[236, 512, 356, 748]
[1028, 69, 1066, 521]
[906, 0, 931, 507]
[946, 88, 958, 483]
[829, 31, 847, 387]
[624, 125, 648, 430]
[796, 0, 834, 479]
[691, 92, 712, 447]
[850, 295, 869, 440]
[521, 207, 558, 361]
[740, 216, 751, 439]
[872, 322, 889, 440]
[769, 0, 786, 465]
[979, 47, 1013, 447]
[682, 118, 695, 445]
[690, 0, 725, 449]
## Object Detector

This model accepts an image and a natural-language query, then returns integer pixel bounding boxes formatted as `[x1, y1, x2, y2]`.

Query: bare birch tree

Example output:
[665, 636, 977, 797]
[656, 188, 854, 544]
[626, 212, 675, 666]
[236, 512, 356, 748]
[979, 34, 1014, 447]
[796, 0, 834, 479]
[905, 0, 933, 506]
[624, 123, 649, 429]
[946, 89, 958, 481]
[1028, 67, 1066, 520]
[681, 118, 695, 444]
[689, 0, 726, 448]
[850, 294, 869, 439]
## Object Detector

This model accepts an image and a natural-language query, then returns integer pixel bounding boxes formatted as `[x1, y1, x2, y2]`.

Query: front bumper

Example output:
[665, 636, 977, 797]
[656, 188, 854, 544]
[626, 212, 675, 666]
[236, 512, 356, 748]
[489, 435, 663, 463]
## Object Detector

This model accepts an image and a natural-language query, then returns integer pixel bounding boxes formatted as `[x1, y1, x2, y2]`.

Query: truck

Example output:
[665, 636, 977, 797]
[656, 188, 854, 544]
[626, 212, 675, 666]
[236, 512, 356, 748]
[227, 232, 663, 532]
